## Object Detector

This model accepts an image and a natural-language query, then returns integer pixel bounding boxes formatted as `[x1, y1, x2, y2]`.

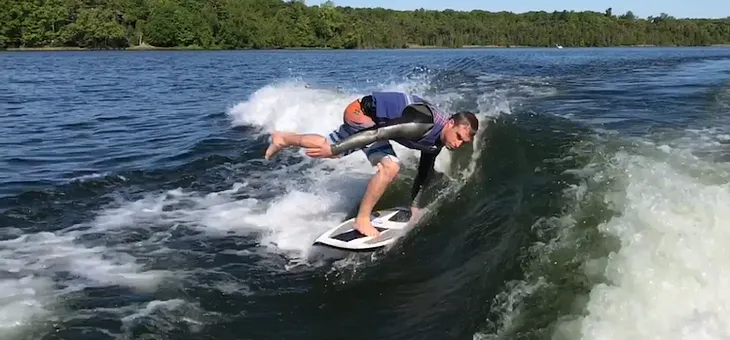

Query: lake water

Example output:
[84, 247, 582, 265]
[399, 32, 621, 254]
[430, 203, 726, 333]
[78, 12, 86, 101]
[2, 47, 730, 340]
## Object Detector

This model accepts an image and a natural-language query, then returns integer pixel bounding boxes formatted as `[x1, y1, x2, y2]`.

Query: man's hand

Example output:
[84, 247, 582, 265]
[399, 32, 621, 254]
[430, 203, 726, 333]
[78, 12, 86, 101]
[305, 143, 333, 158]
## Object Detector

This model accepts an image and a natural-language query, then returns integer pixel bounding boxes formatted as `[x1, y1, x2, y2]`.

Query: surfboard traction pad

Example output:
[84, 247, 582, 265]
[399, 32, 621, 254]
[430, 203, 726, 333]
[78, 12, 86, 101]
[312, 207, 413, 252]
[330, 209, 411, 242]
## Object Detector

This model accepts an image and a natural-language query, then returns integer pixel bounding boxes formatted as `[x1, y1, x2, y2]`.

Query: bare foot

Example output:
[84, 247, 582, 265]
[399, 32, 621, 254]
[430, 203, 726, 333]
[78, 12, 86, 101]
[354, 217, 380, 237]
[265, 131, 289, 160]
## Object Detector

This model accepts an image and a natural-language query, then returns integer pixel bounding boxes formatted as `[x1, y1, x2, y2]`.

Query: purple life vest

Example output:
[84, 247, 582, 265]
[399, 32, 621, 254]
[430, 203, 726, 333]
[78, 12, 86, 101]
[371, 92, 448, 153]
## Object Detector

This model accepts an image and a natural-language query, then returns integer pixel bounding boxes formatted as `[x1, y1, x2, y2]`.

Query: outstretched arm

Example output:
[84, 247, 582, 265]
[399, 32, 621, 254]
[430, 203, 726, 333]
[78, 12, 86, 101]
[330, 103, 434, 156]
[410, 151, 437, 207]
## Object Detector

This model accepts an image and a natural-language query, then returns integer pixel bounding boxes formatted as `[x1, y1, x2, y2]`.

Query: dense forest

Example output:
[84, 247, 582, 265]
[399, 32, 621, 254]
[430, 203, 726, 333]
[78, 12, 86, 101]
[1, 0, 729, 50]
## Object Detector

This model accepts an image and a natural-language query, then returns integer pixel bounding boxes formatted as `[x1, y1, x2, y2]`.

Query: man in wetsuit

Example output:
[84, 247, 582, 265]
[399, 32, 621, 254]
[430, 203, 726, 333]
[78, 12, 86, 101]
[264, 91, 479, 237]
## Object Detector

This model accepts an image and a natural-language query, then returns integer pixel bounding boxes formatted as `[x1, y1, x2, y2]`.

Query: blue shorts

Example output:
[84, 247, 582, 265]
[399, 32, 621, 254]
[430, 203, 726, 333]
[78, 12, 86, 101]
[326, 122, 399, 166]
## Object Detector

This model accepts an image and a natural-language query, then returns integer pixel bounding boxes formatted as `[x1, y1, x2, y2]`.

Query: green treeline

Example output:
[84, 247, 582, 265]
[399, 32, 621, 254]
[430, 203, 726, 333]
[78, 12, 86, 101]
[1, 0, 729, 50]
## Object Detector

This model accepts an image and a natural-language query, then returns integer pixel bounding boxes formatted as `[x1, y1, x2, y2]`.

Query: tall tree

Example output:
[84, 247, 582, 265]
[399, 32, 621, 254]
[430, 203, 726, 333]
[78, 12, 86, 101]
[2, 0, 729, 49]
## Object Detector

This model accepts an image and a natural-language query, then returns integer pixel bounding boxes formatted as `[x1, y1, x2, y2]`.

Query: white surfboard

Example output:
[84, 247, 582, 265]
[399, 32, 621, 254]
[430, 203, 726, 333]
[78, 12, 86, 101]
[312, 207, 413, 252]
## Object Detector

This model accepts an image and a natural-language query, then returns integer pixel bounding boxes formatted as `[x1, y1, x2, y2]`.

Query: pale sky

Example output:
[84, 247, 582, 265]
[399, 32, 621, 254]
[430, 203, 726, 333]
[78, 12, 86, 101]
[312, 0, 730, 19]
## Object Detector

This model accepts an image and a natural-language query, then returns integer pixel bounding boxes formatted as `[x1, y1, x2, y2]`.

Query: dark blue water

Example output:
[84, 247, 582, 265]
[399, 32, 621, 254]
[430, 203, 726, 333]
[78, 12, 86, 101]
[2, 47, 730, 340]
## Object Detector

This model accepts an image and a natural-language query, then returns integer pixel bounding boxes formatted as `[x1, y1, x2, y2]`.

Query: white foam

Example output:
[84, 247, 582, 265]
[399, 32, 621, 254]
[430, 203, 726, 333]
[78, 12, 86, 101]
[227, 80, 357, 135]
[567, 151, 730, 340]
[0, 227, 168, 338]
[0, 275, 55, 338]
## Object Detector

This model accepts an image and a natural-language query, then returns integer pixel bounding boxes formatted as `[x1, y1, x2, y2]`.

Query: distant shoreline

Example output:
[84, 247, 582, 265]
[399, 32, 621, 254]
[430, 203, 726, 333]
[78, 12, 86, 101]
[4, 44, 730, 52]
[5, 0, 729, 54]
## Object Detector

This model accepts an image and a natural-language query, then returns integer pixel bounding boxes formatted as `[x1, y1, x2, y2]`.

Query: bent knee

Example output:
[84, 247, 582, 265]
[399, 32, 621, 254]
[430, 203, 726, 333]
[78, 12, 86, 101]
[377, 157, 400, 179]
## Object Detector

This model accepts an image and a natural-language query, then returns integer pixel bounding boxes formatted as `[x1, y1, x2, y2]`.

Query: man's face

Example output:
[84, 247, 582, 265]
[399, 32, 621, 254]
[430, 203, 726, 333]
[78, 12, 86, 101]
[442, 120, 474, 150]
